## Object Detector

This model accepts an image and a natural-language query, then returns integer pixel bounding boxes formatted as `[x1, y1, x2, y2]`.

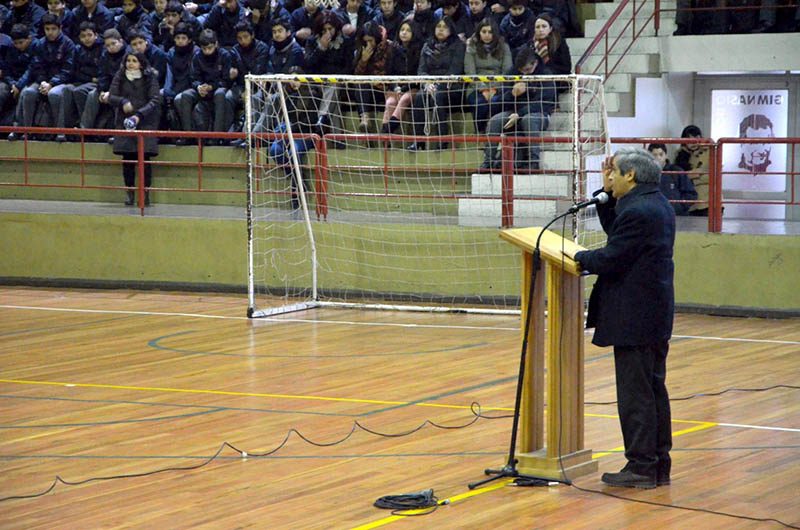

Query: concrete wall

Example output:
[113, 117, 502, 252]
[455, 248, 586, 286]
[2, 212, 799, 314]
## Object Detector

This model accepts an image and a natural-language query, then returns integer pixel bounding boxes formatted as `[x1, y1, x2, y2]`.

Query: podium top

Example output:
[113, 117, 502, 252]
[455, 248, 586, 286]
[499, 227, 585, 276]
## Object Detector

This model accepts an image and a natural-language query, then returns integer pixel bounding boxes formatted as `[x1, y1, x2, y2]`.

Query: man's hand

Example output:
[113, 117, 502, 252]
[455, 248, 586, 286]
[11, 85, 20, 98]
[184, 1, 198, 13]
[198, 83, 211, 97]
[39, 82, 52, 95]
[511, 81, 526, 97]
[99, 91, 110, 103]
[229, 67, 238, 80]
[123, 101, 134, 114]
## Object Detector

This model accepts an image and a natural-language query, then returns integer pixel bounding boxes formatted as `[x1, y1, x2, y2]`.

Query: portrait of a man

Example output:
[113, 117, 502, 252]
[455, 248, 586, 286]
[737, 113, 774, 174]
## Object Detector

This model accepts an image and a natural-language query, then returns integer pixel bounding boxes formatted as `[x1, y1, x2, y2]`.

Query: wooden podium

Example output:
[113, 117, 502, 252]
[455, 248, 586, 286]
[499, 227, 598, 481]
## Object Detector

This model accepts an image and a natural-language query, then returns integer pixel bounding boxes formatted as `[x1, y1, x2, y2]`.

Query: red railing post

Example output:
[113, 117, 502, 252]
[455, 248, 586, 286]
[317, 136, 329, 221]
[137, 133, 145, 216]
[709, 142, 723, 233]
[501, 135, 514, 228]
[655, 0, 661, 35]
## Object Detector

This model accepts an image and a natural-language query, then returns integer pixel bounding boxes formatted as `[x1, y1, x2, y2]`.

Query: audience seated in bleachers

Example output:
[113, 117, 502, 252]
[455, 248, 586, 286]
[4, 0, 795, 153]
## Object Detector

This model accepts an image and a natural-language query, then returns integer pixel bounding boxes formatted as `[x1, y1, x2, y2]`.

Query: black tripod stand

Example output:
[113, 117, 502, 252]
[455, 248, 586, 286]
[468, 214, 575, 490]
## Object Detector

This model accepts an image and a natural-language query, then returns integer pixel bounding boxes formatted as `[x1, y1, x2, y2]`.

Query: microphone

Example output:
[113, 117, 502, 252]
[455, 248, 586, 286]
[567, 192, 609, 214]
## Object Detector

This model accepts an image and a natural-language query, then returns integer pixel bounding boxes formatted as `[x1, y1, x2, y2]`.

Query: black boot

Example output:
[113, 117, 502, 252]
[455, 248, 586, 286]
[125, 190, 135, 205]
[144, 191, 151, 206]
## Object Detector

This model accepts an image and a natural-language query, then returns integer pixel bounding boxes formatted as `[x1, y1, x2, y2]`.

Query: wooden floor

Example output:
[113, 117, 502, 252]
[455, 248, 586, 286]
[1, 287, 799, 529]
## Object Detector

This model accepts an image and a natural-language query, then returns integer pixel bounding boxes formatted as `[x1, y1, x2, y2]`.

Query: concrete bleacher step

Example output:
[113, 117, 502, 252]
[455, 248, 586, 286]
[457, 198, 567, 226]
[574, 53, 660, 75]
[584, 18, 676, 37]
[558, 90, 620, 114]
[568, 35, 660, 56]
[468, 172, 571, 196]
[548, 111, 604, 132]
[593, 1, 676, 19]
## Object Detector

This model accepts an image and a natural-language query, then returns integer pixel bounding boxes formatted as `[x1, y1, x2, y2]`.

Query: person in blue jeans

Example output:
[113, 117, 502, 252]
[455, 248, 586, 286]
[268, 67, 319, 211]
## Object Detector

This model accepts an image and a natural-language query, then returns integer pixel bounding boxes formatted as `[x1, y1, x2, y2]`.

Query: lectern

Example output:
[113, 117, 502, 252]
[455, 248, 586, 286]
[498, 227, 598, 481]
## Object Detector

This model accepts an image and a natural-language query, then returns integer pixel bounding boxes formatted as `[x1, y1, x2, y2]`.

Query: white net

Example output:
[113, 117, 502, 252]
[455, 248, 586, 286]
[245, 74, 609, 317]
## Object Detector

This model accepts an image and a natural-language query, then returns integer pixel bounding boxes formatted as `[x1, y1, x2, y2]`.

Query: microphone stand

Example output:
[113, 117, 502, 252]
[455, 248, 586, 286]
[468, 210, 576, 490]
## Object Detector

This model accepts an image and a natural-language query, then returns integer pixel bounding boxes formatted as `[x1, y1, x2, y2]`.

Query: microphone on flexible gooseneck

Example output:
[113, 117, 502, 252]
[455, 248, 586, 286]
[567, 191, 610, 214]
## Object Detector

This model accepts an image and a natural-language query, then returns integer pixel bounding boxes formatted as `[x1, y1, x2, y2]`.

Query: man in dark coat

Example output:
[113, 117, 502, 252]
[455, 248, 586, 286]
[571, 147, 676, 490]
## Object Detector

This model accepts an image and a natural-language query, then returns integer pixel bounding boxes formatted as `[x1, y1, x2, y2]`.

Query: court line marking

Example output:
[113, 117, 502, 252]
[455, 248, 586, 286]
[592, 422, 718, 458]
[2, 379, 795, 432]
[2, 304, 799, 344]
[0, 379, 508, 412]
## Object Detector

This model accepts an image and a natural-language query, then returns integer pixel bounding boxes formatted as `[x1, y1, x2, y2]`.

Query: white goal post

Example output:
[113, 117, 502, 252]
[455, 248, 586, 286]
[244, 74, 609, 317]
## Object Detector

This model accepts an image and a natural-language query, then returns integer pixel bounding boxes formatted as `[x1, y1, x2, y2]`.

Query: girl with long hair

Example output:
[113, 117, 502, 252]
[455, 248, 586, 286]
[102, 51, 162, 206]
[463, 17, 511, 133]
[382, 19, 423, 134]
[408, 16, 466, 151]
[352, 21, 392, 134]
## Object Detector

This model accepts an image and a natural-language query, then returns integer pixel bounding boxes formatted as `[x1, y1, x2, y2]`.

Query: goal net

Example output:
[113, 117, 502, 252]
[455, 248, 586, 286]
[244, 74, 609, 317]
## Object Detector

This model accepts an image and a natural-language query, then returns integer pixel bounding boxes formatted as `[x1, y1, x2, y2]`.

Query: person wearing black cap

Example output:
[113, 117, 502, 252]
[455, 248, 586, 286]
[569, 148, 675, 490]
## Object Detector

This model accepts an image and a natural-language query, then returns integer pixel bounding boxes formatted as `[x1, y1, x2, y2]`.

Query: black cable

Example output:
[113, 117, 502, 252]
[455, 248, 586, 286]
[374, 488, 440, 516]
[0, 402, 492, 503]
[587, 384, 800, 405]
[566, 482, 800, 529]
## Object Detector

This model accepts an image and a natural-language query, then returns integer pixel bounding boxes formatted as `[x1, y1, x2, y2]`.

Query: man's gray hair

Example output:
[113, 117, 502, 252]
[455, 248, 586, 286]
[615, 147, 661, 184]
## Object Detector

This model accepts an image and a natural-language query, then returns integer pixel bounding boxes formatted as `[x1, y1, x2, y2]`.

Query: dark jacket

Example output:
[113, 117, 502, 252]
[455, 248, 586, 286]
[371, 9, 406, 41]
[304, 33, 353, 75]
[232, 38, 269, 88]
[163, 43, 196, 98]
[495, 58, 557, 116]
[2, 1, 46, 37]
[30, 32, 75, 86]
[154, 12, 201, 51]
[660, 162, 698, 216]
[268, 36, 304, 74]
[387, 40, 421, 92]
[574, 184, 676, 347]
[56, 9, 78, 42]
[97, 45, 129, 91]
[116, 5, 154, 42]
[190, 46, 234, 94]
[71, 3, 116, 38]
[143, 43, 169, 85]
[0, 41, 32, 90]
[500, 8, 535, 54]
[108, 66, 162, 155]
[71, 39, 103, 84]
[417, 34, 466, 76]
[203, 1, 250, 48]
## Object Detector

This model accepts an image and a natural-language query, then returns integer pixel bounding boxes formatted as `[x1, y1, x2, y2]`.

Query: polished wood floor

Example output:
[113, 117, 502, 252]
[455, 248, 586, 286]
[1, 287, 798, 529]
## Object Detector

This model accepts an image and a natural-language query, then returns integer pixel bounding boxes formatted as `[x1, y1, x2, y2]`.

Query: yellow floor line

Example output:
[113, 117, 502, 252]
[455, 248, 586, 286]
[351, 479, 512, 530]
[0, 378, 507, 412]
[592, 422, 718, 458]
[351, 422, 720, 529]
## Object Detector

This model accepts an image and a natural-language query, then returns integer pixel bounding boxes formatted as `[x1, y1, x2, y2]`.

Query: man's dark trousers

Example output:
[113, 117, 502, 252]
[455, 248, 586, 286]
[614, 340, 672, 478]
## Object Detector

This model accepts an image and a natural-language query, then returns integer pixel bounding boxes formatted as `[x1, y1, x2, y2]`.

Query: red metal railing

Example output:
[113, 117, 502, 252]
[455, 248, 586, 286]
[2, 126, 799, 233]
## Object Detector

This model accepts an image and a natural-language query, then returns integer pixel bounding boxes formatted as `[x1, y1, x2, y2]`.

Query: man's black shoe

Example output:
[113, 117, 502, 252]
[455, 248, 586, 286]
[657, 472, 670, 486]
[601, 470, 656, 489]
